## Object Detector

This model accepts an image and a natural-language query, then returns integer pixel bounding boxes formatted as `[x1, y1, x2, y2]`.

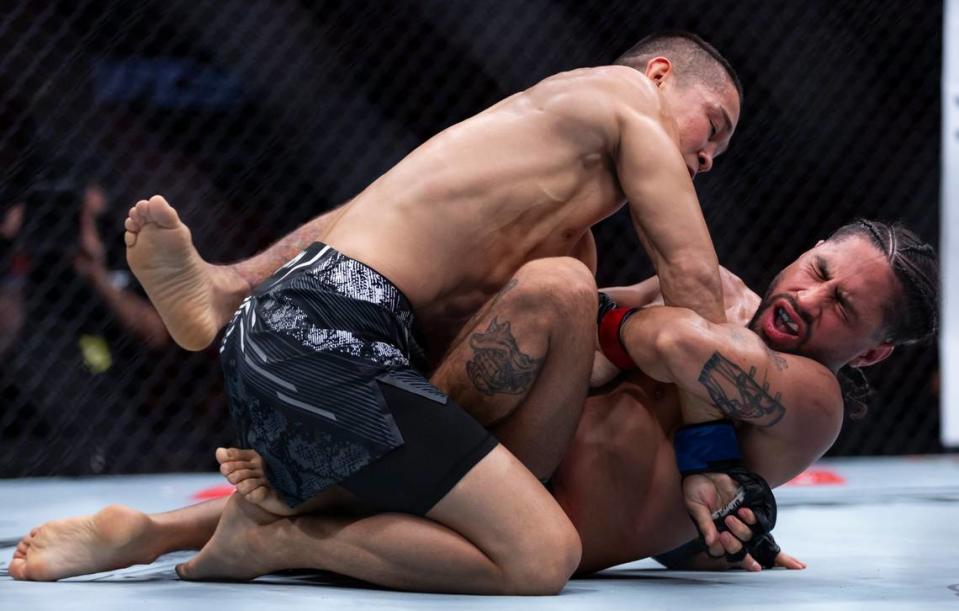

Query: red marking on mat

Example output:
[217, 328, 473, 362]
[192, 484, 236, 500]
[785, 469, 845, 487]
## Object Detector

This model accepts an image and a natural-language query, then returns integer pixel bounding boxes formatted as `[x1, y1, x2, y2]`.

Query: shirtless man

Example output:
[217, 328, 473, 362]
[105, 31, 755, 592]
[9, 220, 938, 584]
[9, 32, 771, 593]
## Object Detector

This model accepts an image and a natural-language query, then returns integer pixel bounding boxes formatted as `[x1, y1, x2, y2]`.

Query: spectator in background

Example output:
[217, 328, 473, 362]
[1, 172, 171, 476]
[73, 181, 168, 348]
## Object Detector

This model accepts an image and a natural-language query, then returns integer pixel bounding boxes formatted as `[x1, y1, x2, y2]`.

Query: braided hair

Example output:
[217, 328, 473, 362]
[827, 219, 939, 419]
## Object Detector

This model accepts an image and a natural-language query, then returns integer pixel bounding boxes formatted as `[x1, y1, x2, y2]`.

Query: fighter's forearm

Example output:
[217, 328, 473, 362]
[618, 119, 725, 324]
[654, 255, 725, 324]
[600, 276, 662, 308]
[618, 306, 777, 425]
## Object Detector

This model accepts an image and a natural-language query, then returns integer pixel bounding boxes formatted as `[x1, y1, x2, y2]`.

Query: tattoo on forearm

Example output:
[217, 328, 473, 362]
[466, 316, 542, 395]
[697, 352, 786, 426]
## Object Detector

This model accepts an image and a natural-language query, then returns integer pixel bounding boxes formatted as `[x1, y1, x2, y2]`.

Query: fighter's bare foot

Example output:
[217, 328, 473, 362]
[124, 195, 249, 351]
[216, 447, 298, 516]
[175, 492, 285, 581]
[8, 505, 158, 581]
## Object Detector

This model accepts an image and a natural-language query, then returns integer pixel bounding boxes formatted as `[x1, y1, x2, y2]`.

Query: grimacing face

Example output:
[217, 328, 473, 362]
[748, 234, 898, 371]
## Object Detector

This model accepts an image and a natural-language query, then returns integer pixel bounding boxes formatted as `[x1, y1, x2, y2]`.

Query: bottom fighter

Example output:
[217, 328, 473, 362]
[9, 218, 938, 589]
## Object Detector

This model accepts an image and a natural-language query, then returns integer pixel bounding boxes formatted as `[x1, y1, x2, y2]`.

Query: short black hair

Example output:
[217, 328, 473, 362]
[614, 31, 743, 103]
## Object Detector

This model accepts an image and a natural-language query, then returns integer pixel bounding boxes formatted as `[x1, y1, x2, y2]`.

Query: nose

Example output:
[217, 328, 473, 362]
[697, 151, 713, 174]
[795, 284, 830, 315]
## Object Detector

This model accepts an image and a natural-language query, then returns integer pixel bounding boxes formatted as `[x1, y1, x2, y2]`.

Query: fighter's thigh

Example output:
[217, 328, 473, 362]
[430, 257, 596, 423]
[426, 444, 582, 589]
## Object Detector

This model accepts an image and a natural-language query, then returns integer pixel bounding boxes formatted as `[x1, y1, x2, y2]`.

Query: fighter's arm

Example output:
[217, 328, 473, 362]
[536, 66, 724, 323]
[619, 306, 844, 468]
[610, 74, 725, 324]
[602, 266, 759, 325]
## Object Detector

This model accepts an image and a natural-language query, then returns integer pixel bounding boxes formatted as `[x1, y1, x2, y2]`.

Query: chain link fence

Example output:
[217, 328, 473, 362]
[0, 0, 942, 476]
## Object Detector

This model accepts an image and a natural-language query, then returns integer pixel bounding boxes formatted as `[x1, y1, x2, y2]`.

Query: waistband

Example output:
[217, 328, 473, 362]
[258, 241, 417, 324]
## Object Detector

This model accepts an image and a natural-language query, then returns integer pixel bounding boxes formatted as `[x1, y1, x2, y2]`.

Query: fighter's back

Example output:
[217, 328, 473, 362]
[323, 66, 676, 325]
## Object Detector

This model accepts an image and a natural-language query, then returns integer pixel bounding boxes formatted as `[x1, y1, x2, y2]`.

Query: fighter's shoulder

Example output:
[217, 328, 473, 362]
[530, 66, 662, 117]
[776, 351, 844, 416]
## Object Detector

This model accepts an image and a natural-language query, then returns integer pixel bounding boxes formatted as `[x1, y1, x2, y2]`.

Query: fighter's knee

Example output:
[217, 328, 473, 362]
[501, 519, 581, 595]
[513, 258, 597, 314]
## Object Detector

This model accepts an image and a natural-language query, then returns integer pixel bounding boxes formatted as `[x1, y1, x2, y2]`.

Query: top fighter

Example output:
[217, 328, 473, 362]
[129, 32, 750, 592]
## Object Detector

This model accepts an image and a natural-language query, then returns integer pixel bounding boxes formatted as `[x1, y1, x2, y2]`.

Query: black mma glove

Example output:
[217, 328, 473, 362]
[674, 419, 778, 562]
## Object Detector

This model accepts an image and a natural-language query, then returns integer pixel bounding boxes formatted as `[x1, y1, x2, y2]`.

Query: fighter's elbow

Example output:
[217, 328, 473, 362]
[650, 310, 709, 372]
[678, 256, 722, 289]
[658, 258, 724, 321]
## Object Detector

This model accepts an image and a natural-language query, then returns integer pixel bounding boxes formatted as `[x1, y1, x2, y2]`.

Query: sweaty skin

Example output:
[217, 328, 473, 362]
[102, 60, 756, 589]
[126, 63, 738, 355]
[6, 270, 821, 582]
[325, 66, 728, 328]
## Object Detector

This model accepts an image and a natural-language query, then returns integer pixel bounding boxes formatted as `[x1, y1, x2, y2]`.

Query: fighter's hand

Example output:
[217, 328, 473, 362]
[771, 550, 806, 570]
[735, 532, 806, 572]
[682, 471, 744, 558]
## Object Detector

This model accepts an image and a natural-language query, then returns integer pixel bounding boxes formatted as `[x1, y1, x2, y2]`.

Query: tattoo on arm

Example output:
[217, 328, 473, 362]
[466, 316, 542, 396]
[697, 352, 786, 426]
[767, 350, 788, 372]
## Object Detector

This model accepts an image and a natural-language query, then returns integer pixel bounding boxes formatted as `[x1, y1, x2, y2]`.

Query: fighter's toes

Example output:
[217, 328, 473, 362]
[8, 557, 27, 580]
[133, 199, 151, 223]
[218, 460, 249, 476]
[124, 214, 139, 232]
[215, 447, 259, 465]
[225, 469, 259, 485]
[144, 195, 180, 228]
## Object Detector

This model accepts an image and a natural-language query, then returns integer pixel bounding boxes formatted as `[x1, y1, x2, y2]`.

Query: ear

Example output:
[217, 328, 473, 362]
[815, 239, 825, 247]
[644, 57, 673, 87]
[848, 342, 894, 368]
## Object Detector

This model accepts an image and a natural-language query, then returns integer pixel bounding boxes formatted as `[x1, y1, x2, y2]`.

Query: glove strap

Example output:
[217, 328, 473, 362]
[674, 419, 742, 475]
[597, 293, 638, 370]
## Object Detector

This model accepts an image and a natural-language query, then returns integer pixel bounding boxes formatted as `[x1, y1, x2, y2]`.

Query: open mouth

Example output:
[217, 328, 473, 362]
[773, 305, 800, 336]
[759, 297, 807, 348]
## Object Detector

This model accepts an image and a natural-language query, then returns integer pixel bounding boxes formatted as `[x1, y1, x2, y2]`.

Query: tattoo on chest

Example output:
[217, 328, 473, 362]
[697, 352, 786, 426]
[466, 316, 542, 395]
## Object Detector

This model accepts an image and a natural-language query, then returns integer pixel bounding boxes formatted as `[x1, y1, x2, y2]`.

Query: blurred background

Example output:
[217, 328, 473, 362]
[0, 0, 943, 476]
